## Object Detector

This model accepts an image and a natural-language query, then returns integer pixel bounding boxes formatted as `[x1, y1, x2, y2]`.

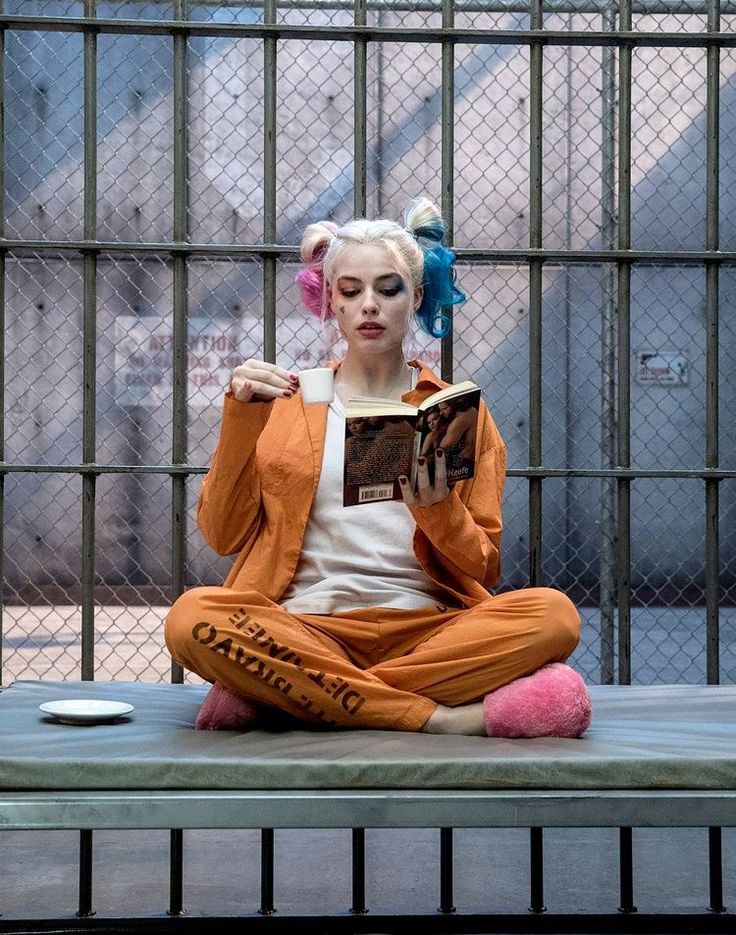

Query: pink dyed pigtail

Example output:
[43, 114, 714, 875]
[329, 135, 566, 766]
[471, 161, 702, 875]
[295, 220, 340, 322]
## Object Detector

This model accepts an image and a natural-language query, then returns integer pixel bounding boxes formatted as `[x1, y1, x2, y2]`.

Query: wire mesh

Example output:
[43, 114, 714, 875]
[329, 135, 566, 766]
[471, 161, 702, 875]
[2, 1, 736, 686]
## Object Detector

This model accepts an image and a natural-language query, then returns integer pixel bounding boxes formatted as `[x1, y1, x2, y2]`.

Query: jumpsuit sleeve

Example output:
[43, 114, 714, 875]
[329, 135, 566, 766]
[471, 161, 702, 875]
[408, 407, 507, 591]
[196, 393, 274, 556]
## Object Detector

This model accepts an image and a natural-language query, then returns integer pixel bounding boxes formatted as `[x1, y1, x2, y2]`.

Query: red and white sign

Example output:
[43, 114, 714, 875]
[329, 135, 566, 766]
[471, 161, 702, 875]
[636, 350, 690, 387]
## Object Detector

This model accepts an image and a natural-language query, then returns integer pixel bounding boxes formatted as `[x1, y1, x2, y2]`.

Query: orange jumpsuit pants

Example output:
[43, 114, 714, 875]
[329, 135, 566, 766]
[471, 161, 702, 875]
[165, 586, 580, 732]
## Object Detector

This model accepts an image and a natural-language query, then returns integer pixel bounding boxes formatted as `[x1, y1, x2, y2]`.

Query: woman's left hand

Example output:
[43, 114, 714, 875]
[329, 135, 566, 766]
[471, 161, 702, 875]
[399, 448, 450, 507]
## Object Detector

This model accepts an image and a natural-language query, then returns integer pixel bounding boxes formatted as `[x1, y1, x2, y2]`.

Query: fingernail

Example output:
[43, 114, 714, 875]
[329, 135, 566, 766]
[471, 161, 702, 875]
[284, 389, 293, 398]
[289, 374, 299, 383]
[436, 448, 444, 458]
[418, 457, 426, 467]
[398, 476, 407, 484]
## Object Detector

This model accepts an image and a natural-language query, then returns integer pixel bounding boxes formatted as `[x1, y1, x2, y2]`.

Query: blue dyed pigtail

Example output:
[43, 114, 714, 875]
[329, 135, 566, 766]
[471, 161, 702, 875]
[405, 204, 466, 338]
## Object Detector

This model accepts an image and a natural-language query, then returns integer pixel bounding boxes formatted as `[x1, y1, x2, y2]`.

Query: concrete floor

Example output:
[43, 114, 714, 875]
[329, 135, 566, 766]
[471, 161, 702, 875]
[2, 826, 736, 921]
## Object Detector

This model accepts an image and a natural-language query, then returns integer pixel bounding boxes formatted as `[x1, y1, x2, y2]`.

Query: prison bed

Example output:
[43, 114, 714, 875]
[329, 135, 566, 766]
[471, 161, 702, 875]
[1, 679, 736, 934]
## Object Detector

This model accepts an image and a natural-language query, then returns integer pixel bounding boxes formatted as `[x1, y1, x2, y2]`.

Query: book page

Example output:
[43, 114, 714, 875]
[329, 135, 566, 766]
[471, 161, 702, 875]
[417, 380, 478, 411]
[346, 397, 417, 418]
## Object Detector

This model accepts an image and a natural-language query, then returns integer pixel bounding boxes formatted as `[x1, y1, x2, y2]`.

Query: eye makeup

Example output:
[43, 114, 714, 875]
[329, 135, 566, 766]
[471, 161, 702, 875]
[379, 275, 405, 296]
[335, 274, 406, 298]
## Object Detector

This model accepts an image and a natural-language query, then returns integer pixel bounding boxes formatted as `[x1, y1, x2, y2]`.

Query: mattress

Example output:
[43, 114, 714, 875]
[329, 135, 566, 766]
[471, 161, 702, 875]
[1, 679, 735, 793]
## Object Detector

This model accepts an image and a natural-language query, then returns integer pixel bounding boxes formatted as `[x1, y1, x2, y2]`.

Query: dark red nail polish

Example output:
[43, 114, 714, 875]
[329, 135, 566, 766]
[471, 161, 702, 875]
[418, 457, 426, 467]
[436, 448, 444, 458]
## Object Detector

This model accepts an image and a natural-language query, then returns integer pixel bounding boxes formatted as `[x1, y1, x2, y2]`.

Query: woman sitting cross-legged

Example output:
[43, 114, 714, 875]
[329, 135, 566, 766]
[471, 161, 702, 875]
[164, 197, 591, 738]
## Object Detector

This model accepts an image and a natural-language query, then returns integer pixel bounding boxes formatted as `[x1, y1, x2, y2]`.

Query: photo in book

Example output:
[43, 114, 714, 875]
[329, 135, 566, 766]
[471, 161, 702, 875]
[343, 381, 482, 506]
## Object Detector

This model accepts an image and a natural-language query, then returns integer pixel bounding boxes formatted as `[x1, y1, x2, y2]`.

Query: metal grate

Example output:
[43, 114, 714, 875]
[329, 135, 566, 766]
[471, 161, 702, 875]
[3, 0, 736, 689]
[1, 0, 736, 927]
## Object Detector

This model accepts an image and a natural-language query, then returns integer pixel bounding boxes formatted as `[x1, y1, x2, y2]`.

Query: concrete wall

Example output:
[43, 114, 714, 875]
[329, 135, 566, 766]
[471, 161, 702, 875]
[5, 5, 735, 596]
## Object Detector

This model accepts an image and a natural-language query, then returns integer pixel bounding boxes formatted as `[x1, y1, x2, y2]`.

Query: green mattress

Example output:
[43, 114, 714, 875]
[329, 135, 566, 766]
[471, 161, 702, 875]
[1, 679, 735, 792]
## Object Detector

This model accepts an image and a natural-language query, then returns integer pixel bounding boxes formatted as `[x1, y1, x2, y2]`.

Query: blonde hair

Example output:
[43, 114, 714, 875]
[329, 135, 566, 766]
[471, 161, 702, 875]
[295, 198, 463, 336]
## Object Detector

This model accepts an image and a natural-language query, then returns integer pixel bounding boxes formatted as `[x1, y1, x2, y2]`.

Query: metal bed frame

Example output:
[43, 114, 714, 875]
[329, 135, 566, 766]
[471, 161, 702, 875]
[1, 787, 736, 933]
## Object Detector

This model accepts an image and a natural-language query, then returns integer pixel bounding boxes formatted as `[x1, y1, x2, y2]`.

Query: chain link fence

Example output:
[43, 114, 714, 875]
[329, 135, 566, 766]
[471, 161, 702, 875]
[2, 0, 736, 686]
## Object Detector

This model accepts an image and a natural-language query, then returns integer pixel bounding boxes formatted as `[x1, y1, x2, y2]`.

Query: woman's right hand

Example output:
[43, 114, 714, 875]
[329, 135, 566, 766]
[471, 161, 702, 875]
[229, 359, 298, 403]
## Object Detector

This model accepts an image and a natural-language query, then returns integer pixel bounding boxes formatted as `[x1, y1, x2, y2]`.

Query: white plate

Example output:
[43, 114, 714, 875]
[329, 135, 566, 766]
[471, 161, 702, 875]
[39, 699, 135, 725]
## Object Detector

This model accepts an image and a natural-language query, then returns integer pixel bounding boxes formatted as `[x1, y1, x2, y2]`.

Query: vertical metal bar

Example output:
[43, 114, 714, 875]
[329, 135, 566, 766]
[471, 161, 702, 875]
[705, 0, 724, 913]
[168, 829, 185, 917]
[616, 0, 632, 687]
[599, 5, 617, 685]
[354, 0, 367, 217]
[708, 827, 726, 913]
[529, 827, 545, 913]
[169, 0, 189, 916]
[0, 0, 5, 687]
[562, 11, 574, 591]
[260, 828, 276, 915]
[171, 0, 189, 686]
[77, 829, 95, 918]
[263, 0, 277, 364]
[439, 827, 455, 914]
[375, 13, 385, 217]
[81, 0, 98, 683]
[615, 7, 635, 903]
[705, 0, 720, 687]
[528, 0, 544, 587]
[351, 827, 368, 914]
[618, 826, 637, 913]
[80, 2, 98, 917]
[440, 0, 455, 382]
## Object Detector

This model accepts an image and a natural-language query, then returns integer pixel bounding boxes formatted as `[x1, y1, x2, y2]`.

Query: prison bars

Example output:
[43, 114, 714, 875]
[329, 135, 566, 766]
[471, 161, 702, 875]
[0, 0, 733, 923]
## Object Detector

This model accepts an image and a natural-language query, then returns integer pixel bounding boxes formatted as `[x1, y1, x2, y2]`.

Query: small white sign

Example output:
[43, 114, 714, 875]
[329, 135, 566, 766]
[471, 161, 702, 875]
[636, 350, 690, 387]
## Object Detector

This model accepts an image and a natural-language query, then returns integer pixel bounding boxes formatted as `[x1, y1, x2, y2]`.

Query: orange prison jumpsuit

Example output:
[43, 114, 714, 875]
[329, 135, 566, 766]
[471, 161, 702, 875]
[165, 361, 580, 731]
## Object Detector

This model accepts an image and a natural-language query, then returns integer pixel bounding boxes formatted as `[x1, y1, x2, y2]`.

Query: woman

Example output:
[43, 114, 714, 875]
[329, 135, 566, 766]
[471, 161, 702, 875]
[437, 397, 478, 476]
[165, 198, 591, 738]
[419, 408, 447, 459]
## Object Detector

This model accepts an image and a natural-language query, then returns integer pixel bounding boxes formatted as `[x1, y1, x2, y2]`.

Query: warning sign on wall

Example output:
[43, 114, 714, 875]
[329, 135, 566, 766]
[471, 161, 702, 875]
[114, 316, 248, 408]
[635, 350, 690, 387]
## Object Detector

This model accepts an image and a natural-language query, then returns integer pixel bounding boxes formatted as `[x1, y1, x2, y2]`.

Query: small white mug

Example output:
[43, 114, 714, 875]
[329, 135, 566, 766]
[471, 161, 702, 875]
[299, 367, 334, 404]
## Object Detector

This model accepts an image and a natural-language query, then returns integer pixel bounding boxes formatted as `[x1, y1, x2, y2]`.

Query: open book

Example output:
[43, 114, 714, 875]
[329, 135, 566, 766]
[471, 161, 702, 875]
[343, 380, 482, 506]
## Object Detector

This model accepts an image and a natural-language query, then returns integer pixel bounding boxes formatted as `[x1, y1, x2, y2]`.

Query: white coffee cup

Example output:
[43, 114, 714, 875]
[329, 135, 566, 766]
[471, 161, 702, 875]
[299, 367, 334, 404]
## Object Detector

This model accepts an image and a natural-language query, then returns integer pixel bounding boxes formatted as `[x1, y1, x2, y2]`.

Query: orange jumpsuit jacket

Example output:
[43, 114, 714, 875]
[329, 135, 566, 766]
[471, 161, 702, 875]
[197, 360, 507, 609]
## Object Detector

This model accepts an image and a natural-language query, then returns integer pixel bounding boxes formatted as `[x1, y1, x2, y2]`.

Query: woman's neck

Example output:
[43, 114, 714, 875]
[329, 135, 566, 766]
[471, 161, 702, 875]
[336, 352, 412, 401]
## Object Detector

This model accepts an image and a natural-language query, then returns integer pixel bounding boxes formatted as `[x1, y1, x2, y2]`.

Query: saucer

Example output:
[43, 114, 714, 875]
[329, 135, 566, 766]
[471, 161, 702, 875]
[39, 699, 135, 725]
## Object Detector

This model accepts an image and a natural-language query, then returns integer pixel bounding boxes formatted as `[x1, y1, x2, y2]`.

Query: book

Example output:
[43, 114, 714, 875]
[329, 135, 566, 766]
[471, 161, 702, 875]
[342, 380, 482, 506]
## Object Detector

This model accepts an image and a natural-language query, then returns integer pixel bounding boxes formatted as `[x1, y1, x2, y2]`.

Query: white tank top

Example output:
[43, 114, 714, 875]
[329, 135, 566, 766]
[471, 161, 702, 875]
[280, 392, 449, 614]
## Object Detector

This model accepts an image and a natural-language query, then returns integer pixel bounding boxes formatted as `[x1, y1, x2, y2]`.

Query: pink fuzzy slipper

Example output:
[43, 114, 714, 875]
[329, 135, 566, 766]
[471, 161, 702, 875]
[195, 683, 263, 731]
[483, 663, 592, 739]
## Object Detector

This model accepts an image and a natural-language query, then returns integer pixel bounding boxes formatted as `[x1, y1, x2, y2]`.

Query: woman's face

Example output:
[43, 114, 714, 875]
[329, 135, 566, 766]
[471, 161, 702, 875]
[329, 243, 422, 356]
[346, 417, 367, 435]
[427, 410, 441, 431]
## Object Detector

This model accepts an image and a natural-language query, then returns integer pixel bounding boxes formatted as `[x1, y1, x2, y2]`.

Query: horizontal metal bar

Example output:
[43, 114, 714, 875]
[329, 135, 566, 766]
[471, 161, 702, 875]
[1, 463, 736, 479]
[0, 463, 731, 483]
[48, 0, 736, 13]
[4, 789, 736, 831]
[0, 239, 288, 258]
[6, 240, 736, 268]
[3, 912, 736, 935]
[0, 463, 201, 475]
[502, 467, 736, 479]
[7, 17, 736, 49]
